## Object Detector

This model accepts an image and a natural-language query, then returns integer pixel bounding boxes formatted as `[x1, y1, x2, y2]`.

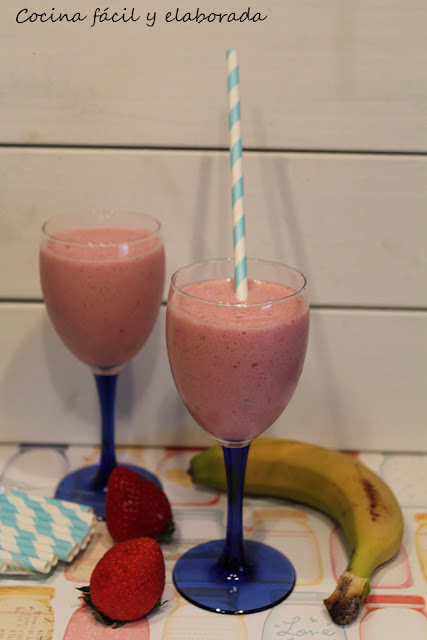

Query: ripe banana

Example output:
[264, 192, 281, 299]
[190, 438, 403, 625]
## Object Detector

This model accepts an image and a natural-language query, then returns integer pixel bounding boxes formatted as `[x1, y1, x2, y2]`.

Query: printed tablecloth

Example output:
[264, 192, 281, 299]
[0, 444, 426, 639]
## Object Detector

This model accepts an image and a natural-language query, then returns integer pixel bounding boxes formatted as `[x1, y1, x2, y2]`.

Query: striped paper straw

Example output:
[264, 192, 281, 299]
[0, 504, 94, 541]
[0, 534, 58, 565]
[7, 490, 95, 526]
[0, 495, 94, 535]
[0, 549, 57, 574]
[9, 489, 93, 512]
[226, 48, 248, 301]
[0, 523, 78, 562]
[0, 510, 88, 549]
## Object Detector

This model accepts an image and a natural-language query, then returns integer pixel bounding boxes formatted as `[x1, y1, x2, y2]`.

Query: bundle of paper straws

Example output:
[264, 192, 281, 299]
[0, 490, 95, 574]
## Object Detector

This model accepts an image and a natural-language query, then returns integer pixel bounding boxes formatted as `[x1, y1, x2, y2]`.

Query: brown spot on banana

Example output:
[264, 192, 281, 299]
[360, 477, 382, 521]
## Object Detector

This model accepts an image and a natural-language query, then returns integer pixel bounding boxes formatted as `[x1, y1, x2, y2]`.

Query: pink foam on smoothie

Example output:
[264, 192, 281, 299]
[166, 278, 309, 444]
[40, 226, 165, 370]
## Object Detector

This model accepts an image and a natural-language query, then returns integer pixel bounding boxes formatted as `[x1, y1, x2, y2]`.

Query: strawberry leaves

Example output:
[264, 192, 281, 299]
[77, 586, 128, 629]
[77, 585, 166, 628]
[154, 518, 175, 543]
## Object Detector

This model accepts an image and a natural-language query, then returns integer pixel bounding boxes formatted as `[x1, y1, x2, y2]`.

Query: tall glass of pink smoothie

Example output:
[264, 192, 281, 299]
[166, 258, 309, 614]
[39, 211, 165, 516]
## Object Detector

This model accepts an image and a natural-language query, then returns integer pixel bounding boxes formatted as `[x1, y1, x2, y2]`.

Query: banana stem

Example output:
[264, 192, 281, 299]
[324, 571, 370, 625]
[217, 444, 250, 576]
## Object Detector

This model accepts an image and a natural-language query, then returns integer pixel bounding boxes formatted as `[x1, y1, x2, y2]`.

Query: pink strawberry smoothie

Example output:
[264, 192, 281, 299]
[166, 278, 309, 444]
[40, 226, 165, 371]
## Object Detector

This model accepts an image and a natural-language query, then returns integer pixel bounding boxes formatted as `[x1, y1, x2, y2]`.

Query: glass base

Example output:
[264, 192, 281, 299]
[173, 539, 296, 615]
[54, 464, 161, 518]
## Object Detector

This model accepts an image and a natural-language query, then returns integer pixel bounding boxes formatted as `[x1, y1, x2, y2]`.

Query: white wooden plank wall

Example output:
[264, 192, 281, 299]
[0, 1, 426, 451]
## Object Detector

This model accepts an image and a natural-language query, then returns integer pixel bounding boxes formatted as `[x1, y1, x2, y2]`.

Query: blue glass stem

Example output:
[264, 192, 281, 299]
[218, 444, 251, 576]
[92, 373, 118, 490]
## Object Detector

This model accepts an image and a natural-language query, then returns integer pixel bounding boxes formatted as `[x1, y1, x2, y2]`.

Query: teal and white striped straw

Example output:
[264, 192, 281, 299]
[226, 48, 248, 301]
[0, 549, 56, 574]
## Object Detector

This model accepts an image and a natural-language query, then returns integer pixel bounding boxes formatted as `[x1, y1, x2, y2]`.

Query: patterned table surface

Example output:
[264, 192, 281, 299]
[0, 444, 426, 639]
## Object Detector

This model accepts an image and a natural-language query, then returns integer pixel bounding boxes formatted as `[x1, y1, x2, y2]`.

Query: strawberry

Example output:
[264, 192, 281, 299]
[79, 537, 165, 626]
[105, 467, 174, 543]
